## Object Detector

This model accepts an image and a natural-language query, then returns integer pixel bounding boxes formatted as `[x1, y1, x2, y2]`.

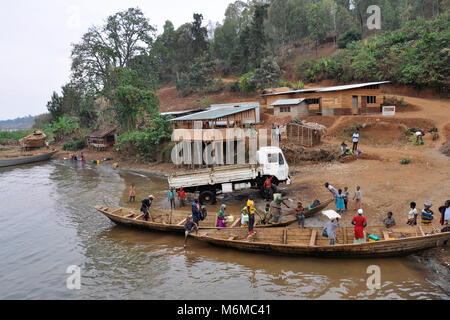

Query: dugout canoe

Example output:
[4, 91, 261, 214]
[0, 150, 57, 168]
[94, 205, 309, 233]
[190, 225, 450, 258]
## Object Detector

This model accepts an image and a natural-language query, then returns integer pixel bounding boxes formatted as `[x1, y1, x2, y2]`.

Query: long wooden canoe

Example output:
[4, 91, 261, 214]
[94, 204, 322, 233]
[190, 225, 450, 258]
[0, 150, 57, 168]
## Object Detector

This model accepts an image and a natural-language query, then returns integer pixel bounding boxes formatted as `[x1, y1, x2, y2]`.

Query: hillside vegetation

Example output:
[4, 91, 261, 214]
[34, 1, 449, 160]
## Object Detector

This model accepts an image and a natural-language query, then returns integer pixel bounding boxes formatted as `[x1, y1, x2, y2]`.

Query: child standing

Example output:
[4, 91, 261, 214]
[129, 183, 136, 202]
[343, 187, 349, 211]
[421, 202, 434, 226]
[353, 186, 362, 211]
[407, 202, 417, 226]
[336, 189, 345, 213]
[295, 201, 306, 228]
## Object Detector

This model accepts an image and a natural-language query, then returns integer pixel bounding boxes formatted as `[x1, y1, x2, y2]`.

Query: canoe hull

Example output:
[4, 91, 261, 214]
[195, 232, 450, 258]
[0, 151, 56, 168]
[96, 206, 299, 233]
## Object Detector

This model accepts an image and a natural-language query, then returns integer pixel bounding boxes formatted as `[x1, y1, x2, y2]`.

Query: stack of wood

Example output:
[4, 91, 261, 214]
[19, 131, 46, 149]
[286, 121, 327, 147]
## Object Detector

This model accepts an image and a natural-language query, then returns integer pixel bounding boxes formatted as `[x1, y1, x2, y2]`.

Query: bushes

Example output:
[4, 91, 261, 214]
[239, 72, 256, 92]
[295, 12, 450, 91]
[228, 81, 240, 92]
[337, 28, 362, 49]
[62, 137, 85, 151]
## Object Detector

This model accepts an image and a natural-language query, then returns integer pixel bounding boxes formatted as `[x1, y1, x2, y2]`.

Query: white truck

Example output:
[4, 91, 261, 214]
[168, 146, 291, 205]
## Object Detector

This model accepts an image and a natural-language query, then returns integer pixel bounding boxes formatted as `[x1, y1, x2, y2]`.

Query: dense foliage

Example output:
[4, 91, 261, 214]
[295, 11, 450, 91]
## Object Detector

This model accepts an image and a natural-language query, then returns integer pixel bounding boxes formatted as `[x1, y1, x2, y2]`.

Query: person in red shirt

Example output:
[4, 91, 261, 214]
[177, 187, 186, 207]
[264, 177, 274, 201]
[352, 209, 367, 244]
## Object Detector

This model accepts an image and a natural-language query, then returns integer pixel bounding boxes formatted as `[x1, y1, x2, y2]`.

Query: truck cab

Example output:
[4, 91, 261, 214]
[257, 147, 290, 185]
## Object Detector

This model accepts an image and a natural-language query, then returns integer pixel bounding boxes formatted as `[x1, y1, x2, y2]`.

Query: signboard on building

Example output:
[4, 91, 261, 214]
[382, 106, 396, 116]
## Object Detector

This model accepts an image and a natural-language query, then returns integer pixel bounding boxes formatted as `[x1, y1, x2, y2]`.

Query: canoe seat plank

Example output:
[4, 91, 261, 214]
[109, 208, 121, 215]
[134, 213, 144, 220]
[309, 229, 317, 246]
[418, 226, 425, 237]
[383, 231, 390, 241]
[125, 213, 135, 218]
[177, 218, 187, 226]
[283, 229, 287, 244]
[231, 218, 241, 228]
[228, 236, 237, 240]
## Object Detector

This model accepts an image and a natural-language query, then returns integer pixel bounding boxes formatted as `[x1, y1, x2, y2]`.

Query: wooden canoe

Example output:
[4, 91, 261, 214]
[0, 150, 57, 168]
[190, 225, 450, 258]
[95, 205, 301, 233]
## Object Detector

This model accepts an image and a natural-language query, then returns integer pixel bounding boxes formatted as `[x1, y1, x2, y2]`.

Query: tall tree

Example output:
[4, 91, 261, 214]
[71, 8, 156, 93]
[307, 2, 328, 56]
[191, 13, 209, 56]
[248, 4, 269, 70]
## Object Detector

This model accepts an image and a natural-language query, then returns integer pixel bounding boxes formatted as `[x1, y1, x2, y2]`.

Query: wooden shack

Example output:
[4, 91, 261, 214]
[262, 81, 390, 116]
[87, 126, 118, 151]
[286, 122, 327, 147]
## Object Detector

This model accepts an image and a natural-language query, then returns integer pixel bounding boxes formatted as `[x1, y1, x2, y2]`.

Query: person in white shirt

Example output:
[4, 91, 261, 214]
[352, 129, 360, 152]
[407, 202, 418, 226]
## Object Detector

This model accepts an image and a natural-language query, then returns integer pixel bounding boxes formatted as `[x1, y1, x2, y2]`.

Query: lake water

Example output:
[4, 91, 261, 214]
[0, 160, 448, 300]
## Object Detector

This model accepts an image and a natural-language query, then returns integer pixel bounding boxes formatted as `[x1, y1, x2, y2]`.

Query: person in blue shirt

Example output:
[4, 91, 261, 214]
[192, 198, 201, 224]
[168, 188, 176, 210]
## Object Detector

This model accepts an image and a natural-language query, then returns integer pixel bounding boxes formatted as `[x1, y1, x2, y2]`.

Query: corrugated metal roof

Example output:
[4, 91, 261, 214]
[159, 109, 198, 116]
[262, 81, 390, 96]
[170, 105, 258, 121]
[210, 101, 260, 109]
[271, 98, 306, 106]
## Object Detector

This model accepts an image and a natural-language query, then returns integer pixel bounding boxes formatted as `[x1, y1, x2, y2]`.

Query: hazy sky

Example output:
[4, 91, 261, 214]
[0, 0, 234, 120]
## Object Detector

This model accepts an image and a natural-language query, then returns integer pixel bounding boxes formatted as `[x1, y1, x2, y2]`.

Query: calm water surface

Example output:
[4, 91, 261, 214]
[0, 160, 448, 300]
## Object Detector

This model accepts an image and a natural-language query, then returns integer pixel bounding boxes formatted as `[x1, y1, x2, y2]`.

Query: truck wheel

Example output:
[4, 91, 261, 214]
[199, 190, 216, 205]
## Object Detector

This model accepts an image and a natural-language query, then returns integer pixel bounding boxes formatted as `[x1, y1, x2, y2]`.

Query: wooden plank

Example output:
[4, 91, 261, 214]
[309, 229, 317, 246]
[133, 213, 144, 220]
[231, 217, 241, 228]
[125, 213, 135, 218]
[418, 225, 425, 237]
[228, 236, 237, 241]
[283, 229, 287, 244]
[177, 218, 187, 226]
[383, 231, 390, 241]
[342, 227, 348, 244]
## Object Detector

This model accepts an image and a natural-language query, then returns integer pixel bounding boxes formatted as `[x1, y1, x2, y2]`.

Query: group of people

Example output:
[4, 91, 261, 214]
[69, 152, 84, 162]
[405, 200, 450, 227]
[168, 187, 187, 209]
[325, 182, 362, 214]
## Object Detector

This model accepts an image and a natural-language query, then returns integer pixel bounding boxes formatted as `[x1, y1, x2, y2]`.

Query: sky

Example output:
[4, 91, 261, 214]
[0, 0, 234, 121]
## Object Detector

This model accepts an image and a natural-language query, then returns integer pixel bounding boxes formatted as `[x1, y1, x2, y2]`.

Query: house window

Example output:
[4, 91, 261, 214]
[366, 85, 379, 90]
[307, 98, 320, 104]
[367, 96, 377, 104]
[280, 106, 291, 113]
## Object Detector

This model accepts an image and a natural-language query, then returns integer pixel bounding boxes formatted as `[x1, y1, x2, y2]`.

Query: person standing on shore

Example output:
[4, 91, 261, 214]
[352, 209, 367, 244]
[407, 202, 418, 226]
[336, 189, 345, 214]
[168, 188, 176, 210]
[352, 129, 360, 152]
[325, 182, 338, 204]
[439, 200, 450, 225]
[177, 187, 186, 207]
[353, 186, 362, 210]
[129, 183, 136, 202]
[264, 176, 274, 201]
[421, 202, 434, 226]
[269, 194, 290, 223]
[343, 187, 349, 211]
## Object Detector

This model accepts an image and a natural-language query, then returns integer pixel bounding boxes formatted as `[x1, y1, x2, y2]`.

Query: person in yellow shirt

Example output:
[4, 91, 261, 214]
[246, 195, 261, 234]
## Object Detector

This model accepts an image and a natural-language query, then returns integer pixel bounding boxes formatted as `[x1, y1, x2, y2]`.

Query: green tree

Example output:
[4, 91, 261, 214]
[71, 8, 156, 93]
[46, 92, 64, 121]
[248, 4, 268, 70]
[307, 2, 328, 56]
